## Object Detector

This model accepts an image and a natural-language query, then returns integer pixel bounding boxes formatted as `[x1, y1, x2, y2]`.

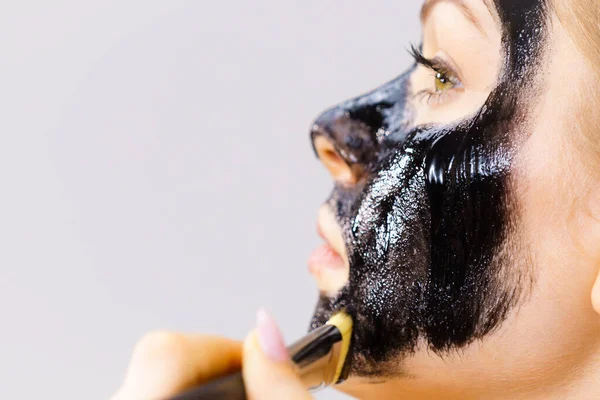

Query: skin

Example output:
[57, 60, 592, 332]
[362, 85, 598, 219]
[113, 0, 600, 399]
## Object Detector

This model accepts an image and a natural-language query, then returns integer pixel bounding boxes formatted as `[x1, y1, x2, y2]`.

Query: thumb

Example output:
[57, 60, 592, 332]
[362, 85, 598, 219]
[242, 309, 312, 400]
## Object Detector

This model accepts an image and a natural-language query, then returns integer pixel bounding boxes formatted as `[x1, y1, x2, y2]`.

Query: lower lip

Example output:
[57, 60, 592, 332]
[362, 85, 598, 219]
[308, 243, 345, 273]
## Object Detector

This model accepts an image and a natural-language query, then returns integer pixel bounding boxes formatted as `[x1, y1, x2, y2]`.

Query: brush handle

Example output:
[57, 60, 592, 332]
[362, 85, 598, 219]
[168, 372, 245, 400]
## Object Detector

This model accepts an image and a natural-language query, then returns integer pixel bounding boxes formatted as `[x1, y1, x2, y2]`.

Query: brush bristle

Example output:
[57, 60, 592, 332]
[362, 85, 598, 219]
[326, 311, 353, 383]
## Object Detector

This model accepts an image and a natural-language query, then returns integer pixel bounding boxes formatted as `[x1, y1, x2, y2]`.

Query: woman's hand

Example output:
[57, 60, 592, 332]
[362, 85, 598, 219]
[111, 309, 311, 400]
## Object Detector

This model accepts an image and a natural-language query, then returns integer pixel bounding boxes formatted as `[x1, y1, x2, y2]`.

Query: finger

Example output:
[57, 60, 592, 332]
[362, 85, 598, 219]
[242, 309, 312, 400]
[112, 332, 242, 399]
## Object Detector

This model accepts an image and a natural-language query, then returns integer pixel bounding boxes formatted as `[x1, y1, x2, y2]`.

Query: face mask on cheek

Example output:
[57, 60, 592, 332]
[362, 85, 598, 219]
[309, 0, 549, 377]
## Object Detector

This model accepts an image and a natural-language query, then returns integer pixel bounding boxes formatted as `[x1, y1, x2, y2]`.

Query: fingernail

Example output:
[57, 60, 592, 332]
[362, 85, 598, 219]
[256, 308, 289, 363]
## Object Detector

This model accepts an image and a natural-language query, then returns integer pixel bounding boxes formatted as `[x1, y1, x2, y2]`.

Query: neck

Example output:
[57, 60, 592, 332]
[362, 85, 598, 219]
[338, 347, 600, 400]
[518, 348, 600, 400]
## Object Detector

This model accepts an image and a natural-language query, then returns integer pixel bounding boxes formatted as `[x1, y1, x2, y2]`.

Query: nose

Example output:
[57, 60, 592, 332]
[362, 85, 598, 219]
[310, 70, 413, 186]
[311, 107, 380, 186]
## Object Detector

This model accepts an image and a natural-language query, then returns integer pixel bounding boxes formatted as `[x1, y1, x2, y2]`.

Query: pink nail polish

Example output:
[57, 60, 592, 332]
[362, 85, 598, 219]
[256, 308, 289, 363]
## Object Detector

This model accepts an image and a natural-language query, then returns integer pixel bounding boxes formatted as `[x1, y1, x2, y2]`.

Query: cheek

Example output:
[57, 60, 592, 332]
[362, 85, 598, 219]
[515, 127, 567, 247]
[517, 10, 600, 277]
[514, 108, 598, 336]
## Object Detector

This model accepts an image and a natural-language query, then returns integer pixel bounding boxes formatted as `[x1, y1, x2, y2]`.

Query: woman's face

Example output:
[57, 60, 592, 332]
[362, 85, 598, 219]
[308, 0, 600, 397]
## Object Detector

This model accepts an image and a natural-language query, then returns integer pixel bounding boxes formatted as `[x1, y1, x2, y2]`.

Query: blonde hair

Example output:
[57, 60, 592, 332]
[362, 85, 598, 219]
[553, 0, 600, 167]
[554, 1, 600, 77]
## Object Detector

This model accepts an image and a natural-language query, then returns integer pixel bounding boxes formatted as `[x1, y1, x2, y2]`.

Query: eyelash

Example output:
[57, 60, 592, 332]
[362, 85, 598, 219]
[408, 44, 463, 106]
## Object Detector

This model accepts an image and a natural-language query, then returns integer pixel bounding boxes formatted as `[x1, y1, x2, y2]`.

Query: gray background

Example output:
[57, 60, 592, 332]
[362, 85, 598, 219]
[0, 1, 420, 399]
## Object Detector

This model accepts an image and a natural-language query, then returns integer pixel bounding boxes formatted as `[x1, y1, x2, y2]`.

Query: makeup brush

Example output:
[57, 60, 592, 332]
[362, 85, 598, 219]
[168, 311, 353, 400]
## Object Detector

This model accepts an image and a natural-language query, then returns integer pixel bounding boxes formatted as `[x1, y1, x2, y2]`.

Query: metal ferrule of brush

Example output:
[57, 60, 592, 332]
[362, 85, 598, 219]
[287, 324, 344, 391]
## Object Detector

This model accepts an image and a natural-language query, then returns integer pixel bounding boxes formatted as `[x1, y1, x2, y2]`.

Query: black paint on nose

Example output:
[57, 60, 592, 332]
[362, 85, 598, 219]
[310, 106, 381, 169]
[310, 70, 414, 178]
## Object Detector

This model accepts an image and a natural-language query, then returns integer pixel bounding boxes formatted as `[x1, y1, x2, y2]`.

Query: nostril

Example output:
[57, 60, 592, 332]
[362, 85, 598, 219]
[322, 148, 348, 178]
[314, 135, 357, 186]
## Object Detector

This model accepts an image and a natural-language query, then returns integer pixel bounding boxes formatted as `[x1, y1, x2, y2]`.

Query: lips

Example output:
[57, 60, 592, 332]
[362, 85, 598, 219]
[309, 243, 344, 271]
[308, 205, 349, 296]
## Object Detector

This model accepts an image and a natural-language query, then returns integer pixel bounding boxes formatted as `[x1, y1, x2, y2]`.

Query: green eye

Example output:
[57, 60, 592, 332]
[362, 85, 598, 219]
[434, 71, 455, 92]
[408, 45, 462, 105]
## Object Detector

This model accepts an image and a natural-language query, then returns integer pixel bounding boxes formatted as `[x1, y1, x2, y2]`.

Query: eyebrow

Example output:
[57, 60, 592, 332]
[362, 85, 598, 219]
[420, 0, 491, 36]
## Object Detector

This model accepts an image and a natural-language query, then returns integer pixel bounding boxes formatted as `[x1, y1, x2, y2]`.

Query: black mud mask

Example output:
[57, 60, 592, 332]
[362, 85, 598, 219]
[310, 0, 548, 377]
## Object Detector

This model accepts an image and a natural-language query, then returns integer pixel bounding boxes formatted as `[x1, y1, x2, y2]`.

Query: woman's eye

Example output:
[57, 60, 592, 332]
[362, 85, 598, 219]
[408, 45, 463, 106]
[434, 71, 455, 92]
